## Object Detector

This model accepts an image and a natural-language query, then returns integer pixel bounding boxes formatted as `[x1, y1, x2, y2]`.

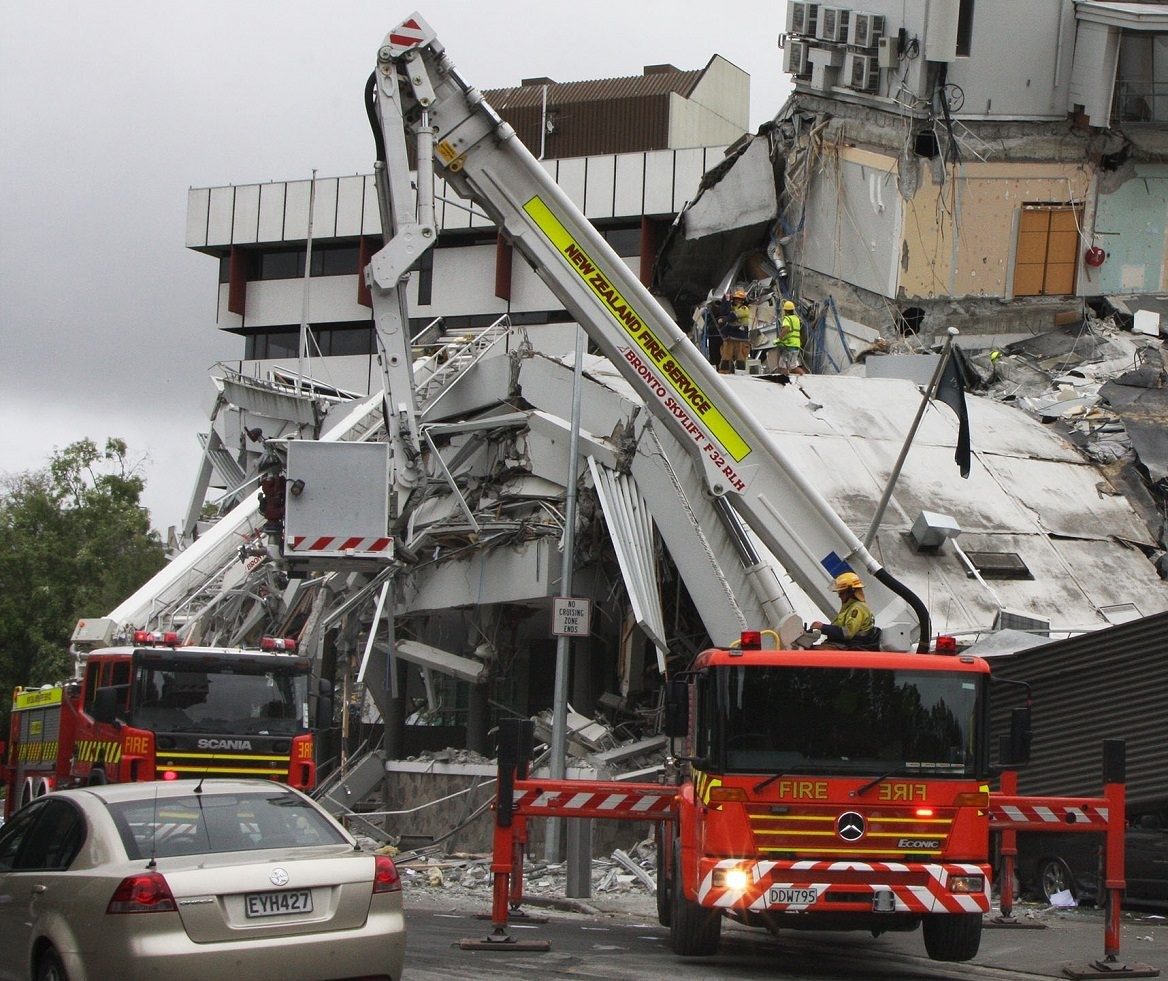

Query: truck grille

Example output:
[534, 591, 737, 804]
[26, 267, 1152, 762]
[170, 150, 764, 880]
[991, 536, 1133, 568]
[747, 805, 953, 859]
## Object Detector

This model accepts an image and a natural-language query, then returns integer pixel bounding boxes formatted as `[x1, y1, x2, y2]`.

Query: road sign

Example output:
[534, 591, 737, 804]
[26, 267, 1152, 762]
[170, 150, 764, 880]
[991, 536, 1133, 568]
[552, 596, 592, 637]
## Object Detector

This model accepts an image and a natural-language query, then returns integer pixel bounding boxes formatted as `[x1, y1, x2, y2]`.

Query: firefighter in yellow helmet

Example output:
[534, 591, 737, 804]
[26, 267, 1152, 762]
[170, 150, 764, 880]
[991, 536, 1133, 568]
[773, 298, 808, 375]
[811, 572, 880, 649]
[716, 288, 752, 373]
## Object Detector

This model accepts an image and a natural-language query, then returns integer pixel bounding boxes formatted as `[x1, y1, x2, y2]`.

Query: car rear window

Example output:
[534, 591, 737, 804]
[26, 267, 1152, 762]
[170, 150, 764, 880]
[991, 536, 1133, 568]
[107, 791, 348, 859]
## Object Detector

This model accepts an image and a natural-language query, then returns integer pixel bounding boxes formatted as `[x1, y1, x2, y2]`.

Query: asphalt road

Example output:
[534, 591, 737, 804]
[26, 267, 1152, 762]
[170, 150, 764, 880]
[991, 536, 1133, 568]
[401, 889, 1168, 980]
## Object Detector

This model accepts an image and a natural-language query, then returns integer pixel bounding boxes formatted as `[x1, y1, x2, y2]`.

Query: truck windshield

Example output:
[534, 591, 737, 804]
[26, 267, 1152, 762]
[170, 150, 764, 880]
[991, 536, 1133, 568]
[704, 665, 983, 778]
[129, 660, 308, 736]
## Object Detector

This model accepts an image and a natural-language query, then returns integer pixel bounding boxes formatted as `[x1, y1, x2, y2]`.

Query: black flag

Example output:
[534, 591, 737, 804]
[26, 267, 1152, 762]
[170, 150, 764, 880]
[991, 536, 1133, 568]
[934, 346, 972, 478]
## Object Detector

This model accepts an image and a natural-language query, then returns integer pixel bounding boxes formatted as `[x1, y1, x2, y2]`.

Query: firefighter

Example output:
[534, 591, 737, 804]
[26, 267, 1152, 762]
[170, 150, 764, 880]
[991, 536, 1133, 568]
[773, 298, 808, 375]
[717, 289, 752, 373]
[811, 572, 881, 649]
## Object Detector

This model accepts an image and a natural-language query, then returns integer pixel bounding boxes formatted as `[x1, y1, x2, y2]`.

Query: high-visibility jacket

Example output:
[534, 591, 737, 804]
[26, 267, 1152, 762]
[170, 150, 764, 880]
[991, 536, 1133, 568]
[821, 598, 875, 643]
[778, 313, 802, 350]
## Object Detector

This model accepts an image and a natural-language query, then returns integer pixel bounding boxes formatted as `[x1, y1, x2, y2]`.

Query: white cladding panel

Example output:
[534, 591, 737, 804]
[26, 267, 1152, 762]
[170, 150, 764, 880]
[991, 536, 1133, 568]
[186, 187, 210, 247]
[422, 244, 506, 317]
[584, 154, 616, 219]
[336, 176, 367, 238]
[555, 158, 587, 212]
[207, 186, 236, 245]
[232, 184, 260, 244]
[643, 150, 677, 215]
[284, 181, 312, 240]
[362, 177, 381, 236]
[258, 182, 287, 242]
[674, 148, 709, 211]
[312, 178, 339, 238]
[614, 153, 646, 216]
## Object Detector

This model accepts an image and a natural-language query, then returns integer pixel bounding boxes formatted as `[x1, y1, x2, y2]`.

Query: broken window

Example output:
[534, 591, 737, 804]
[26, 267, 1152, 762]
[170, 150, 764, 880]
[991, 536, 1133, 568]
[1013, 205, 1082, 298]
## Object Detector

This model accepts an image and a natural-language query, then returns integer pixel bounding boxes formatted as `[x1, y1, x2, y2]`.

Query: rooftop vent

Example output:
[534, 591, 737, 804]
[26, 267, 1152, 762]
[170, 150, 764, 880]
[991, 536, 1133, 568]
[965, 552, 1033, 580]
[910, 511, 961, 551]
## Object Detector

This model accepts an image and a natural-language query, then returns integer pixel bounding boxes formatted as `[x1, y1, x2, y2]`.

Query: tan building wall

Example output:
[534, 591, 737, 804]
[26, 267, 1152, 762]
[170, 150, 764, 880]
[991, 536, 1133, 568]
[900, 161, 1092, 300]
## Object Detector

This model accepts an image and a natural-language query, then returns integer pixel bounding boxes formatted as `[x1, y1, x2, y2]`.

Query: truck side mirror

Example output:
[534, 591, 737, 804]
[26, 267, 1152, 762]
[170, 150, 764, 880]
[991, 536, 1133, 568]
[91, 686, 120, 726]
[664, 678, 689, 738]
[1002, 705, 1032, 766]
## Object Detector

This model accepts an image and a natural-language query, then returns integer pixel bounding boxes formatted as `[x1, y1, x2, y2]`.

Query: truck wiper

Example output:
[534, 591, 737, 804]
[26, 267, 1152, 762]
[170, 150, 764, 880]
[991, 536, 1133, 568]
[850, 772, 893, 798]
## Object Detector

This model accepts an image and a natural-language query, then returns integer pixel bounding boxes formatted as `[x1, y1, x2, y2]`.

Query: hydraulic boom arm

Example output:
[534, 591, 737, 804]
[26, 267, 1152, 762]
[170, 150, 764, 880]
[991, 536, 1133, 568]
[367, 13, 930, 649]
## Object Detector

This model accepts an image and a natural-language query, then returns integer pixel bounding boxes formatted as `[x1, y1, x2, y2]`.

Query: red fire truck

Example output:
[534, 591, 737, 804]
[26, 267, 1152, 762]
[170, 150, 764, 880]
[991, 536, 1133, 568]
[1, 631, 328, 819]
[654, 633, 1010, 962]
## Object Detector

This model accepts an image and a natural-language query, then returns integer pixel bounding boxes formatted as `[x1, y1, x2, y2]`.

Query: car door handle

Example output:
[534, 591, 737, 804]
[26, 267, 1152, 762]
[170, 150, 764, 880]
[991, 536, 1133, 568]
[31, 885, 47, 894]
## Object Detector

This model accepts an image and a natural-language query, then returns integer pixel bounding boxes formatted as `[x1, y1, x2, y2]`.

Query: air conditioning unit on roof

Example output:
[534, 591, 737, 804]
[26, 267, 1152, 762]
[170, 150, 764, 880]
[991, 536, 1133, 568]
[849, 12, 885, 49]
[784, 38, 811, 77]
[817, 6, 850, 43]
[846, 51, 880, 92]
[789, 1, 820, 37]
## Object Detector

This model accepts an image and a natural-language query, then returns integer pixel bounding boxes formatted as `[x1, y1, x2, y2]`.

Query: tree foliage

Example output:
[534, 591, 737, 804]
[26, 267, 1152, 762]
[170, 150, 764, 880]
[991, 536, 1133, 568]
[0, 438, 166, 719]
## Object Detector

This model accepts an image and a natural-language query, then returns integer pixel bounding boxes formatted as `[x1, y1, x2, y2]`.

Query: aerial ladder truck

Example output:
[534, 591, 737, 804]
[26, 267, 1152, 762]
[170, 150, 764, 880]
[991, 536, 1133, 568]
[355, 13, 1136, 970]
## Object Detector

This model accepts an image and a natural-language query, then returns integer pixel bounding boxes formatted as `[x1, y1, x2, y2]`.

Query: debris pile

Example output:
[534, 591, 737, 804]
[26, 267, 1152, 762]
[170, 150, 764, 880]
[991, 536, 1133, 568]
[390, 836, 661, 911]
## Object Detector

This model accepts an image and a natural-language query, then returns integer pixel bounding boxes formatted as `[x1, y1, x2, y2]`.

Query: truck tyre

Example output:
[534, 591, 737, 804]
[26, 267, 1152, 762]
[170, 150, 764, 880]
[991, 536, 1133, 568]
[922, 912, 982, 962]
[655, 824, 671, 927]
[669, 840, 720, 956]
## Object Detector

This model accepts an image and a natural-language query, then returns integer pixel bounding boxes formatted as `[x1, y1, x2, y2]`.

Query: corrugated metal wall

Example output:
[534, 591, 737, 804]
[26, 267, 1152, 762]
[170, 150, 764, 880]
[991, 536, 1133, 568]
[987, 612, 1168, 811]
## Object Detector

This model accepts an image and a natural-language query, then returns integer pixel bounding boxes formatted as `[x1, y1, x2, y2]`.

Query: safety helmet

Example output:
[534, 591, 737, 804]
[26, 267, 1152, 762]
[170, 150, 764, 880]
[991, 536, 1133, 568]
[832, 571, 864, 592]
[731, 288, 748, 301]
[783, 299, 796, 312]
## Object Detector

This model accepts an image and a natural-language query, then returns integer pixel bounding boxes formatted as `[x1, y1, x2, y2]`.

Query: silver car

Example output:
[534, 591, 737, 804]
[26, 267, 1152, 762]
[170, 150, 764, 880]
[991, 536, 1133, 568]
[0, 779, 404, 981]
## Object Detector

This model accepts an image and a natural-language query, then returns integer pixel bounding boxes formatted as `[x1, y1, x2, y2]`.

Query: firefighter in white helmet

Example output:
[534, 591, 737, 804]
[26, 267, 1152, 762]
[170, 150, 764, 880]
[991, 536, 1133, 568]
[811, 572, 880, 649]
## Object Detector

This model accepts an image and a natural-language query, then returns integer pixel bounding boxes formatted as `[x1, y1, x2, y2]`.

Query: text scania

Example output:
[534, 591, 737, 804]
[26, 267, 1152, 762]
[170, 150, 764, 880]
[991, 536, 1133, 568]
[197, 738, 253, 751]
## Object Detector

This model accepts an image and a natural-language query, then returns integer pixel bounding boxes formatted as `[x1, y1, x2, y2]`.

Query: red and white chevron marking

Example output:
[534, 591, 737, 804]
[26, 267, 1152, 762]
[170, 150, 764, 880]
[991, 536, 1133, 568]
[287, 535, 393, 555]
[387, 17, 430, 57]
[696, 859, 990, 914]
[512, 787, 675, 818]
[989, 802, 1108, 829]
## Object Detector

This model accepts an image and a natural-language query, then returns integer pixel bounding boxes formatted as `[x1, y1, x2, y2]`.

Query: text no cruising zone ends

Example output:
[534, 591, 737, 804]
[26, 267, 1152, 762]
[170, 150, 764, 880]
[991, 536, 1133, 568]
[552, 597, 592, 637]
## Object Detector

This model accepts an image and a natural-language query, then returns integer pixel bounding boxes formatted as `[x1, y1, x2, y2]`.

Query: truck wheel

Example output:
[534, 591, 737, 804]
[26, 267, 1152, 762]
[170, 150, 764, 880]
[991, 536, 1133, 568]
[922, 912, 982, 962]
[655, 825, 671, 927]
[669, 841, 720, 956]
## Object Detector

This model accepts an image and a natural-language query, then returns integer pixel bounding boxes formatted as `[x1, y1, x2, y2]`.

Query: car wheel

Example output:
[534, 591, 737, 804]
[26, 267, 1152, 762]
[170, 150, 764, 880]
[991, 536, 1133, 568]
[36, 947, 68, 981]
[1037, 857, 1076, 902]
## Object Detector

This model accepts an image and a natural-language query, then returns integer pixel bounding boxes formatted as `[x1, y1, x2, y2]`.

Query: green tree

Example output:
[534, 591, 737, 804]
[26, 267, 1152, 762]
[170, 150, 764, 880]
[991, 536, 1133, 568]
[0, 438, 166, 730]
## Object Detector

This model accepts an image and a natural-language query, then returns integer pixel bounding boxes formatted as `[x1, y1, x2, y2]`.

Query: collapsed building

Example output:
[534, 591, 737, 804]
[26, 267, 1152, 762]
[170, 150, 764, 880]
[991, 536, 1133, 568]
[95, 4, 1168, 842]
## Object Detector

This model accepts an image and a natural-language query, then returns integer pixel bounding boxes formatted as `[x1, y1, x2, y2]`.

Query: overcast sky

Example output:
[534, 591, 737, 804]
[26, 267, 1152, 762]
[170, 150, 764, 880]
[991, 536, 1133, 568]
[1, 1, 792, 533]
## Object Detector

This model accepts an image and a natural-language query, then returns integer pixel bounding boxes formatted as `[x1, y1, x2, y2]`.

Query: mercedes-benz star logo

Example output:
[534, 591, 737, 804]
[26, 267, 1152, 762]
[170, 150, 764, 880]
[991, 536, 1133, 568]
[836, 811, 865, 842]
[270, 867, 290, 886]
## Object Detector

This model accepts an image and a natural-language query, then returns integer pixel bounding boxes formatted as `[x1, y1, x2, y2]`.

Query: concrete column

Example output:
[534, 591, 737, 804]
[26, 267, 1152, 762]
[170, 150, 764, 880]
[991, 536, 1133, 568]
[465, 680, 490, 755]
[383, 659, 409, 759]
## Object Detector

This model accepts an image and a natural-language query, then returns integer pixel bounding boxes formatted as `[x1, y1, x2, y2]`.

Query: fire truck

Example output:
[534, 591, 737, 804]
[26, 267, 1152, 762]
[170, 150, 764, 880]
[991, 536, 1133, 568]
[1, 630, 327, 819]
[655, 632, 1016, 962]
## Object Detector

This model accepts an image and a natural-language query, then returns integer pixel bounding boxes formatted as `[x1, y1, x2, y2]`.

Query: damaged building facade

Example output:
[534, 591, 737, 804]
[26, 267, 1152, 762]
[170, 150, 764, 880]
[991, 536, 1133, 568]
[657, 0, 1168, 343]
[100, 16, 1168, 831]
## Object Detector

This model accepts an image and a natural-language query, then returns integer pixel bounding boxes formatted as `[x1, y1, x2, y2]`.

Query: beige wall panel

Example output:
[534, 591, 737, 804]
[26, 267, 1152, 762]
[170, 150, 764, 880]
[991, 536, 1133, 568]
[900, 164, 1089, 299]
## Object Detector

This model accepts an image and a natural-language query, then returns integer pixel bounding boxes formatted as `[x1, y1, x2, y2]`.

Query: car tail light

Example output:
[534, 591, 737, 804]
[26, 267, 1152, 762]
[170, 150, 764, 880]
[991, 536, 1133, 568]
[373, 854, 401, 894]
[107, 872, 178, 913]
